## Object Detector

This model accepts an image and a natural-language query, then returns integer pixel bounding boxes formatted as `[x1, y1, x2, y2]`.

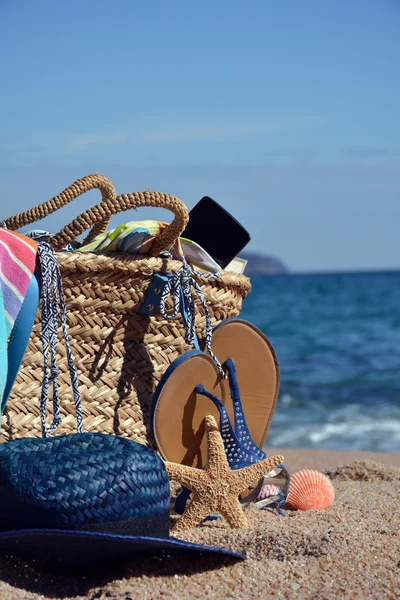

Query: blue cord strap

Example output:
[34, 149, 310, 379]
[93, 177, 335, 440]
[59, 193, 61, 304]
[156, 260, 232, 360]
[159, 256, 223, 374]
[37, 242, 83, 437]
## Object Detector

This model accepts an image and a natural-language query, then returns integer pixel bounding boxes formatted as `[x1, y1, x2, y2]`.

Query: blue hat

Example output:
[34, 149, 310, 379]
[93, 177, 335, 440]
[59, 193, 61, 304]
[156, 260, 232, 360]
[0, 433, 244, 563]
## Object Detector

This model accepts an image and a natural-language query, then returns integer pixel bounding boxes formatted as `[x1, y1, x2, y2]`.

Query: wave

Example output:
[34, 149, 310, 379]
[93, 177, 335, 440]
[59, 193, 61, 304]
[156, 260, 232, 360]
[265, 395, 400, 452]
[241, 272, 400, 453]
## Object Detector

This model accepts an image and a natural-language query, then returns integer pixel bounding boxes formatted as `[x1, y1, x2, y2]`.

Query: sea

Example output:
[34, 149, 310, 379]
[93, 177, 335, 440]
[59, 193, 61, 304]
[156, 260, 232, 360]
[240, 271, 400, 453]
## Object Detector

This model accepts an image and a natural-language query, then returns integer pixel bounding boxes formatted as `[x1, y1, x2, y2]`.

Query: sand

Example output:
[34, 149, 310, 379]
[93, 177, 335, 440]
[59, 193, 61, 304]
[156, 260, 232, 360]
[0, 449, 398, 600]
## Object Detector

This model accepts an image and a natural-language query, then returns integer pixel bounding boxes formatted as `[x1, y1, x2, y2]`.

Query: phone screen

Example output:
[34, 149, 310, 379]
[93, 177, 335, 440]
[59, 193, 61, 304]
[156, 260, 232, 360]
[182, 197, 251, 268]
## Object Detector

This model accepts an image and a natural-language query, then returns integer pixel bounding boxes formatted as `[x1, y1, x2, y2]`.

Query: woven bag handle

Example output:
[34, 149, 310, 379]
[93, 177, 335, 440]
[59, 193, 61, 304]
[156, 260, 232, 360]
[50, 190, 190, 255]
[3, 174, 116, 245]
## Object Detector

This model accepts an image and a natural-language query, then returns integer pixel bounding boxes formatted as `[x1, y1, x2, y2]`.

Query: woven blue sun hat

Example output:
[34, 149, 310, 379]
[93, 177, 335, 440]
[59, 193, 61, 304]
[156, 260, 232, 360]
[0, 433, 244, 563]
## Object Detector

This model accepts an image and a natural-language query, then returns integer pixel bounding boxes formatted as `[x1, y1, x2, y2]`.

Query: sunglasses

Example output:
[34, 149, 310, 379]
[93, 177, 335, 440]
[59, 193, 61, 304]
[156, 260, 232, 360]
[241, 464, 291, 516]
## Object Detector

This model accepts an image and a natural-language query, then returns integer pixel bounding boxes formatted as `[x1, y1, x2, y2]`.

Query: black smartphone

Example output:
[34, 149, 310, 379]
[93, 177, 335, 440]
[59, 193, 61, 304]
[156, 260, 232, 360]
[181, 196, 251, 269]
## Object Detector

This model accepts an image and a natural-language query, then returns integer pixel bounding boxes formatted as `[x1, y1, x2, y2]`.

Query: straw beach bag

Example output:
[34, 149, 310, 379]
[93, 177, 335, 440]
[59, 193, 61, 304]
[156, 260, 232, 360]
[1, 175, 251, 445]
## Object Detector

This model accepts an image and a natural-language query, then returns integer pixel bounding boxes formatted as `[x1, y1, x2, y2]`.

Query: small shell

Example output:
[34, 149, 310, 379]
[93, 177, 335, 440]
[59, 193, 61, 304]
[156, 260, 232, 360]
[287, 470, 335, 510]
[256, 484, 280, 501]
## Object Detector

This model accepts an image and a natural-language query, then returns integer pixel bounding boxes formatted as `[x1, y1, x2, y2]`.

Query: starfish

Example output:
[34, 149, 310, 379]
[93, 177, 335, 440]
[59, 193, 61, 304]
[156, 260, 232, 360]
[165, 415, 284, 531]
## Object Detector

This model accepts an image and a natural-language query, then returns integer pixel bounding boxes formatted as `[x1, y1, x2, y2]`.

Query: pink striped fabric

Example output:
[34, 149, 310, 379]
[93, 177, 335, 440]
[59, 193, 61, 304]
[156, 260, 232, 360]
[0, 229, 38, 337]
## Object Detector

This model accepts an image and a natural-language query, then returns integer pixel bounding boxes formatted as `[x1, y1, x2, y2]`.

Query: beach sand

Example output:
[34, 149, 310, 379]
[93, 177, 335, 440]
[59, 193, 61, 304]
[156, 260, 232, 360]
[0, 449, 398, 600]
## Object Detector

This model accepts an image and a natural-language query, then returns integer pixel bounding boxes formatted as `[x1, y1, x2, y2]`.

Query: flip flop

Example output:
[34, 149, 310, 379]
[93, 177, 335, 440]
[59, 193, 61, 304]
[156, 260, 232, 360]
[209, 319, 280, 451]
[151, 349, 266, 469]
[151, 350, 225, 468]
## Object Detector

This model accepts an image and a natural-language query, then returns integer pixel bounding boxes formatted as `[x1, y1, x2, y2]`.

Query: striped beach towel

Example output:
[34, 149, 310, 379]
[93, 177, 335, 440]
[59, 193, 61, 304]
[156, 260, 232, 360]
[0, 229, 38, 400]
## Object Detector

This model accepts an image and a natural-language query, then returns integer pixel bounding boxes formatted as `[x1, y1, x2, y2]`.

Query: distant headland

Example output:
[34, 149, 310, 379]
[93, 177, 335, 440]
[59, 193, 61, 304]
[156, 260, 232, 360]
[240, 251, 289, 275]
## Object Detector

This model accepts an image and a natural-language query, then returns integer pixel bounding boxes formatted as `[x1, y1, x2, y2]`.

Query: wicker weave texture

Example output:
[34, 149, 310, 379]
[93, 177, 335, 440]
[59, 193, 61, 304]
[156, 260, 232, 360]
[1, 253, 251, 445]
[0, 433, 170, 530]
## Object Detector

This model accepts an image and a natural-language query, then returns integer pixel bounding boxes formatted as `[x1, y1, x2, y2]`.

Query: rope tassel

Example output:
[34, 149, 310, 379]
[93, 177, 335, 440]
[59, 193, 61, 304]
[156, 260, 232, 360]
[37, 242, 83, 436]
[159, 256, 224, 375]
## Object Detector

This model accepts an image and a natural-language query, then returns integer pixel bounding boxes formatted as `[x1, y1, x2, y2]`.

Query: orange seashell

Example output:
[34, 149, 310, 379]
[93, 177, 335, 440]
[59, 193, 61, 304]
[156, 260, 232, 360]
[287, 470, 335, 510]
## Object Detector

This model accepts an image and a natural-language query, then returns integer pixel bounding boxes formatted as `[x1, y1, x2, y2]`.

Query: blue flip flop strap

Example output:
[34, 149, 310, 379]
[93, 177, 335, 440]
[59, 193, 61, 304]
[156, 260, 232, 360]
[195, 384, 264, 468]
[2, 274, 40, 412]
[224, 358, 266, 460]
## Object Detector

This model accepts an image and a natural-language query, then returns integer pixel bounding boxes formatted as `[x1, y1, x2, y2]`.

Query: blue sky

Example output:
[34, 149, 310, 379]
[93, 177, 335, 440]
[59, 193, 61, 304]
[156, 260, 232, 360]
[0, 0, 399, 271]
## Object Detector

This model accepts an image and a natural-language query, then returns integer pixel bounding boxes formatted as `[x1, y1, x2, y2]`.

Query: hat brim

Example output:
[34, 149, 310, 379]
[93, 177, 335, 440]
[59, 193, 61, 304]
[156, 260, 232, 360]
[0, 529, 245, 563]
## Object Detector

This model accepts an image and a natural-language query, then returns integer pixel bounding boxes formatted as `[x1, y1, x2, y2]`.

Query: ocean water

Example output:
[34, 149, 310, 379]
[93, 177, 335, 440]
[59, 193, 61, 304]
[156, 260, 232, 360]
[240, 272, 400, 453]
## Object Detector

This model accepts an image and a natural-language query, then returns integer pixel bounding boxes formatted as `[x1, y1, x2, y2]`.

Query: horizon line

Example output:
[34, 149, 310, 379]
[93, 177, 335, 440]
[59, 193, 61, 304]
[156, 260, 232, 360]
[269, 267, 400, 276]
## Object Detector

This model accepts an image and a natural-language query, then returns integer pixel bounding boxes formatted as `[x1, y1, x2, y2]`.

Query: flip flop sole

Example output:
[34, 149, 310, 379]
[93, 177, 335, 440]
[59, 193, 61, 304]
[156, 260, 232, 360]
[210, 319, 280, 450]
[151, 350, 225, 468]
